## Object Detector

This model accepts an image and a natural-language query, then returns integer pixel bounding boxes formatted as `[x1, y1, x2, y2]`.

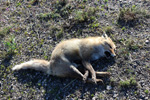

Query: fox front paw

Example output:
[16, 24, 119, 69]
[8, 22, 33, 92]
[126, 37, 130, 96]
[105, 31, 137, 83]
[92, 77, 97, 84]
[82, 70, 89, 83]
[82, 75, 88, 83]
[106, 72, 111, 76]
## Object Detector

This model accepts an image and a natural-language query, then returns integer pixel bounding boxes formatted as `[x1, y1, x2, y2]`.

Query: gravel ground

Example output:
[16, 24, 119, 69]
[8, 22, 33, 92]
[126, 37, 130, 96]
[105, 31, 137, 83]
[0, 0, 150, 100]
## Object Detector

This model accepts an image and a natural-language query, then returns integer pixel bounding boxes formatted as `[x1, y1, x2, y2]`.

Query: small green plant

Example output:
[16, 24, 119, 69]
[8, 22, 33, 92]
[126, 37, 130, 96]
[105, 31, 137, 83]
[74, 10, 85, 22]
[104, 26, 113, 34]
[125, 39, 140, 50]
[37, 13, 51, 20]
[101, 5, 105, 8]
[27, 5, 32, 8]
[91, 94, 94, 97]
[130, 77, 137, 86]
[132, 5, 136, 9]
[51, 12, 61, 19]
[120, 80, 130, 87]
[38, 83, 41, 86]
[98, 93, 104, 99]
[16, 2, 21, 7]
[37, 12, 60, 21]
[90, 22, 100, 29]
[119, 77, 137, 88]
[144, 89, 149, 94]
[4, 36, 17, 55]
[100, 8, 104, 11]
[0, 26, 12, 38]
[70, 94, 74, 97]
[73, 6, 99, 23]
[126, 68, 134, 74]
[121, 26, 126, 31]
[104, 0, 108, 3]
[134, 91, 137, 95]
[53, 0, 67, 11]
[55, 28, 64, 39]
[59, 3, 72, 17]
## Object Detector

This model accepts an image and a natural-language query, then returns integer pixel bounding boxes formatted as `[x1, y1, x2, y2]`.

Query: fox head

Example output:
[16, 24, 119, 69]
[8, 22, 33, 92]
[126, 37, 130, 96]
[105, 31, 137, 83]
[102, 34, 116, 58]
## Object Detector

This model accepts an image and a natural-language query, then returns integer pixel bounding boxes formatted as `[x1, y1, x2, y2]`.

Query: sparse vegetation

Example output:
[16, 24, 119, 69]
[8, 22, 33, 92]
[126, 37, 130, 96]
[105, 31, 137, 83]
[0, 0, 149, 99]
[0, 26, 12, 38]
[73, 6, 99, 23]
[125, 39, 141, 50]
[98, 93, 104, 99]
[0, 36, 18, 61]
[118, 6, 150, 26]
[37, 12, 61, 21]
[103, 26, 113, 35]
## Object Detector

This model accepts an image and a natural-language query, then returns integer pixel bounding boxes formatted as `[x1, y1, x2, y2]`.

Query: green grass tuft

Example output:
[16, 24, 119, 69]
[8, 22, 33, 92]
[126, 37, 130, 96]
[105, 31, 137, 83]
[118, 6, 150, 26]
[119, 77, 137, 88]
[0, 26, 12, 38]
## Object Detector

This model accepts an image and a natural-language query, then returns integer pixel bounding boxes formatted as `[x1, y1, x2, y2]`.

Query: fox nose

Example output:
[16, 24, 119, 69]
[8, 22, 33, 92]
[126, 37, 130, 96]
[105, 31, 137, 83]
[111, 53, 116, 57]
[110, 49, 116, 57]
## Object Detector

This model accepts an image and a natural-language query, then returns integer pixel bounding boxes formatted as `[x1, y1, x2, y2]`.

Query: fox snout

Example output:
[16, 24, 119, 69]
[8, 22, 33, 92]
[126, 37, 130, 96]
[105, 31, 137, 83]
[104, 49, 116, 58]
[110, 49, 116, 57]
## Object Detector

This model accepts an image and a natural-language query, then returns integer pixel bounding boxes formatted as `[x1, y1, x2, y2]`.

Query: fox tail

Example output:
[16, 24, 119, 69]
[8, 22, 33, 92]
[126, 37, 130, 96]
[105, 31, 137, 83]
[12, 59, 50, 74]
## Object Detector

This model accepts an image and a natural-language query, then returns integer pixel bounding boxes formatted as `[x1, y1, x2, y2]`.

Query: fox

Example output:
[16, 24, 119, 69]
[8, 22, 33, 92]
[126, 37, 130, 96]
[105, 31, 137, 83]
[12, 34, 116, 84]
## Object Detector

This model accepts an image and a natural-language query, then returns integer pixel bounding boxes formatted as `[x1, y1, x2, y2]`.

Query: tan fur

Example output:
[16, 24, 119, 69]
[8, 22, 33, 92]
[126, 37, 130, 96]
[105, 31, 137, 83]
[12, 35, 116, 84]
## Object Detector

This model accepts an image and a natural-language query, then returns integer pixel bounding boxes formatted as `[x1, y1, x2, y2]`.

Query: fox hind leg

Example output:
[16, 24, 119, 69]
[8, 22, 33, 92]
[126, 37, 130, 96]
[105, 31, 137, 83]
[86, 78, 104, 84]
[82, 61, 97, 84]
[68, 65, 89, 82]
[51, 59, 89, 82]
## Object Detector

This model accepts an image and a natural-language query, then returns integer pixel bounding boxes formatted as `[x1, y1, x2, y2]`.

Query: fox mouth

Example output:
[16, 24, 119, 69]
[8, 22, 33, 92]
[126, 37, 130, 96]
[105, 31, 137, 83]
[104, 51, 111, 57]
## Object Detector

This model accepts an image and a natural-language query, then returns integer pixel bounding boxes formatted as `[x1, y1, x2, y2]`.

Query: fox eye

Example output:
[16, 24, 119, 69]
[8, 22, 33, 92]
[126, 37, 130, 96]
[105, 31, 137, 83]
[107, 43, 112, 49]
[105, 42, 112, 49]
[108, 44, 112, 49]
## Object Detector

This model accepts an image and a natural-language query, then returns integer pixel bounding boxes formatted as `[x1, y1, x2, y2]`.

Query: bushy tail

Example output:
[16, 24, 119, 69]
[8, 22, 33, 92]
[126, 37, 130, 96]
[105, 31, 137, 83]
[12, 59, 50, 74]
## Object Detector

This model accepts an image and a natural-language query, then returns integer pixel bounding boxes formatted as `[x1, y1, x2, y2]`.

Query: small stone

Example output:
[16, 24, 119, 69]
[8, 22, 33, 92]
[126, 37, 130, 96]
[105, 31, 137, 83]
[145, 97, 148, 100]
[113, 94, 118, 98]
[92, 97, 96, 100]
[18, 96, 22, 100]
[30, 14, 32, 17]
[17, 17, 20, 19]
[106, 85, 112, 90]
[145, 40, 149, 44]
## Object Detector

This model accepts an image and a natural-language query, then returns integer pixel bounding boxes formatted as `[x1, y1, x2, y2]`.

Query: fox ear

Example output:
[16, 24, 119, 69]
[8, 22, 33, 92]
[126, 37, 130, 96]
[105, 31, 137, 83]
[102, 33, 108, 38]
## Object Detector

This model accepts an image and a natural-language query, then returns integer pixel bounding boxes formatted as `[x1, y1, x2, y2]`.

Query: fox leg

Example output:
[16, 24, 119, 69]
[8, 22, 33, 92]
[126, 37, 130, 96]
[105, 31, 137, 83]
[86, 72, 111, 84]
[51, 58, 89, 82]
[96, 72, 111, 77]
[82, 61, 97, 84]
[68, 65, 89, 82]
[86, 78, 103, 84]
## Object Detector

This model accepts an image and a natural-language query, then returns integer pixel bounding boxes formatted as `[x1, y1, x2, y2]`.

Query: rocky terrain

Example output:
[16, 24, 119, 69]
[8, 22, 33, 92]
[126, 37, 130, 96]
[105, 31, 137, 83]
[0, 0, 150, 100]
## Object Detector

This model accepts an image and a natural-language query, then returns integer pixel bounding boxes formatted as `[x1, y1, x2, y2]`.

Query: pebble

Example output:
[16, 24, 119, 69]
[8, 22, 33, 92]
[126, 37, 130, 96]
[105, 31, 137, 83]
[145, 97, 148, 100]
[113, 93, 118, 98]
[145, 40, 149, 44]
[106, 85, 112, 90]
